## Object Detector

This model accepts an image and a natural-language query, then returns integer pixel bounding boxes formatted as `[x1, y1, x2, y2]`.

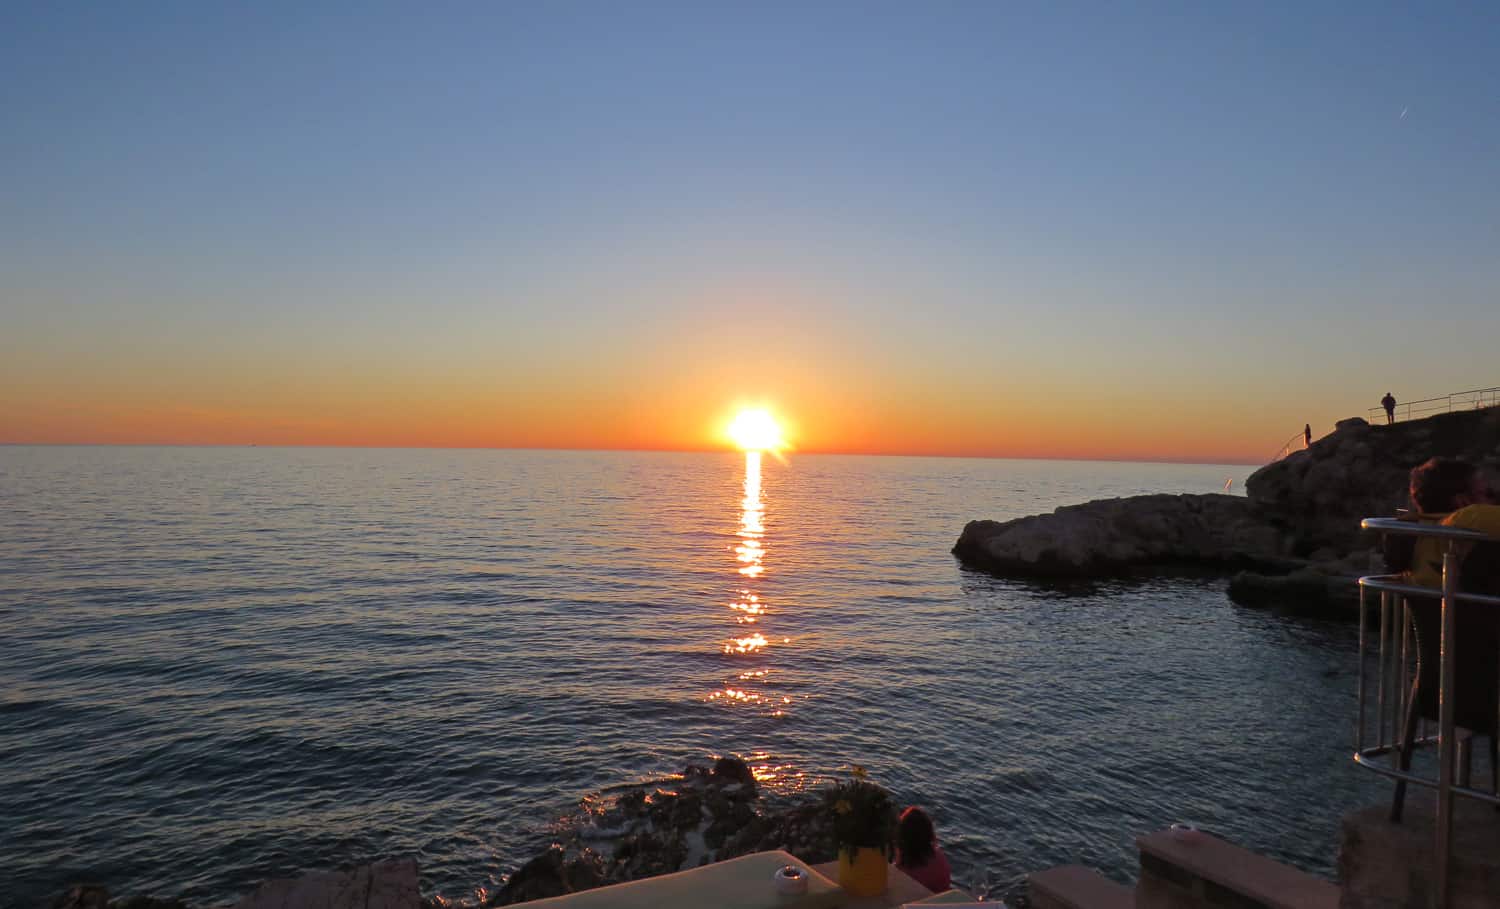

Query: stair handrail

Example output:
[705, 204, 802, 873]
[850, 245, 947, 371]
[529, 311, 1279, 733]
[1269, 430, 1306, 462]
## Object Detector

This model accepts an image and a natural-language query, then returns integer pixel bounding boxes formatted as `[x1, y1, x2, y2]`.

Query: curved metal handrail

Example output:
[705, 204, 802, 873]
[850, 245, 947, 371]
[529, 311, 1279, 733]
[1361, 516, 1498, 543]
[1358, 573, 1500, 608]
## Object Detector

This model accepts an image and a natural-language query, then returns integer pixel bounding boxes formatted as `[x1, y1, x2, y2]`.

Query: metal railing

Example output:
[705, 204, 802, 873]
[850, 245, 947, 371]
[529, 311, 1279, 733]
[1269, 430, 1307, 462]
[1367, 386, 1500, 424]
[1356, 517, 1500, 908]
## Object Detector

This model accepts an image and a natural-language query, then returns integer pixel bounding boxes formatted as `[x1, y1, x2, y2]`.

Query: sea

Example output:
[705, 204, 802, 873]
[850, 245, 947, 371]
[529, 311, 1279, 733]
[0, 446, 1381, 906]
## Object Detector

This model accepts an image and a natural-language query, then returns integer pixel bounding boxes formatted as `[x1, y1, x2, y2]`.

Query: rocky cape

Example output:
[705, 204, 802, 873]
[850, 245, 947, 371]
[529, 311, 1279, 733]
[953, 408, 1500, 613]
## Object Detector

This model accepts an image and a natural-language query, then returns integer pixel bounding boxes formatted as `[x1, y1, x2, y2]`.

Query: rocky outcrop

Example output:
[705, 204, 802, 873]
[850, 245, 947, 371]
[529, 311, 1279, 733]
[488, 757, 840, 906]
[954, 407, 1500, 612]
[953, 493, 1288, 578]
[490, 847, 606, 905]
[1244, 410, 1500, 555]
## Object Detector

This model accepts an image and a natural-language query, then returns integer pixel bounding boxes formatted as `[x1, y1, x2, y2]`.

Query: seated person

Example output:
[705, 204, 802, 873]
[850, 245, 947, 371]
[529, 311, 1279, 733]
[1389, 458, 1500, 735]
[893, 806, 951, 893]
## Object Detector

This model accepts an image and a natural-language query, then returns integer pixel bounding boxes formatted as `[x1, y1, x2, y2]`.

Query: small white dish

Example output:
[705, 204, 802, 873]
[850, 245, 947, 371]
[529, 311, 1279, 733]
[1169, 822, 1200, 842]
[774, 864, 808, 895]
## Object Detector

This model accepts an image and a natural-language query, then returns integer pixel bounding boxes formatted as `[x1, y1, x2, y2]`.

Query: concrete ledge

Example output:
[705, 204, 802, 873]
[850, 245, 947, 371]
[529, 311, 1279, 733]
[528, 851, 842, 909]
[1028, 865, 1132, 909]
[1136, 830, 1338, 909]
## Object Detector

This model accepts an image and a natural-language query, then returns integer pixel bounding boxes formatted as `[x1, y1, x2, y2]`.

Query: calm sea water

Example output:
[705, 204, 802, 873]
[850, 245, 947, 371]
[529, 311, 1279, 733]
[0, 447, 1378, 906]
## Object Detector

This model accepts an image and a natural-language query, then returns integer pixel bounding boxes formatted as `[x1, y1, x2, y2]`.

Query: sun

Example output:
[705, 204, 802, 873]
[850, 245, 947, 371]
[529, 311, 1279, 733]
[726, 408, 787, 452]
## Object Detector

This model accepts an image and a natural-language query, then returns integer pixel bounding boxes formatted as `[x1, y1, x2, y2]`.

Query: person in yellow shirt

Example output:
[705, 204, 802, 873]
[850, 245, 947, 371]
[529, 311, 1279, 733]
[1405, 457, 1500, 589]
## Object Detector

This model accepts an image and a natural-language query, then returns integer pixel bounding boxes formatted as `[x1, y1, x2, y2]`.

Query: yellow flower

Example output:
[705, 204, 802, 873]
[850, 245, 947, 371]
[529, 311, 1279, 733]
[835, 799, 852, 815]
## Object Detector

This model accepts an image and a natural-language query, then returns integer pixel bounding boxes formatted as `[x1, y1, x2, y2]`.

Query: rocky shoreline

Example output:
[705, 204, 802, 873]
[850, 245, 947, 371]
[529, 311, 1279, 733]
[486, 757, 842, 905]
[49, 757, 852, 909]
[954, 408, 1500, 615]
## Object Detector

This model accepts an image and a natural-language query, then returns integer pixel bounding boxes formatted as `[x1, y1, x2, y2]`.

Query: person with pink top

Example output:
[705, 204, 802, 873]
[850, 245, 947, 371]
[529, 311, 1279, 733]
[894, 806, 951, 893]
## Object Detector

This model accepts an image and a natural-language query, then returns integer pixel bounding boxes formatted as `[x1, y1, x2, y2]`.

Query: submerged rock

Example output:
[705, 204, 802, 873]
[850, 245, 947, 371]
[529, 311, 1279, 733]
[710, 756, 757, 796]
[1227, 568, 1359, 615]
[51, 887, 191, 909]
[53, 886, 111, 909]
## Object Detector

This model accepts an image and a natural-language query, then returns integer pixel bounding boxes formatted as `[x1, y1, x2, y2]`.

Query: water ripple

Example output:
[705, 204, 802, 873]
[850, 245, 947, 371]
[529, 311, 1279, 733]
[0, 447, 1373, 906]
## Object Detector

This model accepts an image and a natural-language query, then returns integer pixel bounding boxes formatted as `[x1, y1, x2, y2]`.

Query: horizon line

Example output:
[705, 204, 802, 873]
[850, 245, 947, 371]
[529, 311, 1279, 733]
[0, 440, 1267, 468]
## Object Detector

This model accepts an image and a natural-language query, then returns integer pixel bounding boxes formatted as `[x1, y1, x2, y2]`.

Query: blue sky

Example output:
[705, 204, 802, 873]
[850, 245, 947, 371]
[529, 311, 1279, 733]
[3, 3, 1497, 458]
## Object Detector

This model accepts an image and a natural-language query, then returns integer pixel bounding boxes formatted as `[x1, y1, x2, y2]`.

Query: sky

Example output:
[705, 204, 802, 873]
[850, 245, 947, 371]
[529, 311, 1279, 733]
[2, 3, 1498, 463]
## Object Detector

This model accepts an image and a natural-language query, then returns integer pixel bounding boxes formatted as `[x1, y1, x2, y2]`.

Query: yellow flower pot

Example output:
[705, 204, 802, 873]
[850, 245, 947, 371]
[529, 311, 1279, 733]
[836, 846, 889, 897]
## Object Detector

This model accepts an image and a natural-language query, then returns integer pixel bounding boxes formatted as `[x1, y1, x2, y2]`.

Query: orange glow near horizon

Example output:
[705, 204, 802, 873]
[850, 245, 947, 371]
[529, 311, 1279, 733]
[0, 336, 1308, 465]
[0, 382, 1279, 464]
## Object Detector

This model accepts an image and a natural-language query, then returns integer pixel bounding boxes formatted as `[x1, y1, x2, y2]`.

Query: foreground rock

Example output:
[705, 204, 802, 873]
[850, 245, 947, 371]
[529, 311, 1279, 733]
[232, 858, 420, 909]
[954, 407, 1500, 613]
[488, 757, 840, 906]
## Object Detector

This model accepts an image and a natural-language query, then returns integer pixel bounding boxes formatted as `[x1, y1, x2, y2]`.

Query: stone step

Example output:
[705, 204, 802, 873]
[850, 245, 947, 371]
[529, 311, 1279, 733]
[1028, 865, 1133, 909]
[1137, 829, 1339, 909]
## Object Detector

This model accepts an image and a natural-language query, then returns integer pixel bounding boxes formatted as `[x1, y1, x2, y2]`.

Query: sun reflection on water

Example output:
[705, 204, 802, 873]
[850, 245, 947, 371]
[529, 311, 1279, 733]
[723, 632, 768, 654]
[742, 750, 812, 794]
[734, 452, 766, 578]
[710, 450, 790, 712]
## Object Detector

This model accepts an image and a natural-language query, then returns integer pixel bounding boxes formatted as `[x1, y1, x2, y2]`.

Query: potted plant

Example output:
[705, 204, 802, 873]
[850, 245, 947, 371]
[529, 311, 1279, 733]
[825, 766, 897, 896]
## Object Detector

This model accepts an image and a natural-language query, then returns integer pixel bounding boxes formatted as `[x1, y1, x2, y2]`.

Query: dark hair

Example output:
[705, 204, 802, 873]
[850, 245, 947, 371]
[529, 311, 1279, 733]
[1409, 457, 1479, 513]
[896, 806, 936, 867]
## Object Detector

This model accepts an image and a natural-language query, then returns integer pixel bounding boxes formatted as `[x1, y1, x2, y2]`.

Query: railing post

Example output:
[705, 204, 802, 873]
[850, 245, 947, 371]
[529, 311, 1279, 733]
[1378, 590, 1391, 745]
[1400, 598, 1410, 730]
[1435, 547, 1459, 909]
[1357, 582, 1367, 752]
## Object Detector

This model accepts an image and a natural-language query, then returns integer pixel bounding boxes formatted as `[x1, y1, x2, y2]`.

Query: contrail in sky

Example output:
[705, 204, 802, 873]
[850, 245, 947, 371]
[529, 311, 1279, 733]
[1400, 106, 1409, 119]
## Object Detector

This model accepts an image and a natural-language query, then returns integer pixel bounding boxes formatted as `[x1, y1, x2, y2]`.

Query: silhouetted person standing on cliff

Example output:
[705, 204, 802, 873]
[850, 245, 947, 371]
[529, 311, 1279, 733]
[1382, 392, 1396, 424]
